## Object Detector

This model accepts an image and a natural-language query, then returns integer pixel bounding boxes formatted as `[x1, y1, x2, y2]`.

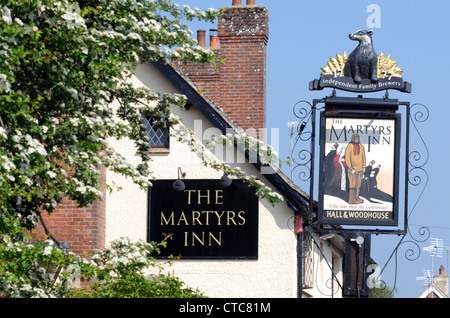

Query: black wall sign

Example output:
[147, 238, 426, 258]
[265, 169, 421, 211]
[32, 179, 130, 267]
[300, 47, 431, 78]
[148, 179, 259, 259]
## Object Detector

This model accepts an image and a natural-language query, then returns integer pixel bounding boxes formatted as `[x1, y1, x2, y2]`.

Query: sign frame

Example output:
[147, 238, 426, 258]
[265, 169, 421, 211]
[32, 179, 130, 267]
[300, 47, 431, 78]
[147, 179, 259, 260]
[317, 110, 401, 227]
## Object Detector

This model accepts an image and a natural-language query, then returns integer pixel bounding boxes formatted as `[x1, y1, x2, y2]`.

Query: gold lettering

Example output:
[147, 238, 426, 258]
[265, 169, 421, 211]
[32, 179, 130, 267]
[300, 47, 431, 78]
[177, 211, 189, 226]
[184, 190, 196, 205]
[197, 190, 210, 204]
[209, 232, 222, 246]
[202, 211, 214, 225]
[185, 189, 224, 205]
[215, 211, 225, 225]
[192, 232, 205, 246]
[185, 232, 222, 246]
[215, 190, 223, 205]
[238, 211, 246, 225]
[227, 211, 237, 225]
[160, 211, 174, 226]
[192, 211, 202, 225]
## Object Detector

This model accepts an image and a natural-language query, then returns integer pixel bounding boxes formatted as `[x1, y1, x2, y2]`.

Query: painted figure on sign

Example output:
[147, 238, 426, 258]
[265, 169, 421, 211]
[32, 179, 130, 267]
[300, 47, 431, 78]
[359, 163, 392, 203]
[345, 134, 366, 204]
[362, 160, 375, 195]
[330, 146, 347, 191]
[370, 164, 381, 190]
[324, 143, 338, 191]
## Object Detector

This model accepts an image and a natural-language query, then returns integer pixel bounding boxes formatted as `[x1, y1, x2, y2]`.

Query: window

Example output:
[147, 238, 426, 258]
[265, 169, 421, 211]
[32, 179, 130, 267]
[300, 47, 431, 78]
[141, 113, 170, 152]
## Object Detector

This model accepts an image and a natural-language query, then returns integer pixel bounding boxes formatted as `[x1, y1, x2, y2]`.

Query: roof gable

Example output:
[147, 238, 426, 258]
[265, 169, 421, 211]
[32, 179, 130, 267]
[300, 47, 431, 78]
[418, 283, 449, 298]
[151, 61, 309, 215]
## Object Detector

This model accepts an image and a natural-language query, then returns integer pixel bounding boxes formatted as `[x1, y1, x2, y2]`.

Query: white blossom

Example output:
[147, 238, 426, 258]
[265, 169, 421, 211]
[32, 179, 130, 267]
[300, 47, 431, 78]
[61, 8, 86, 30]
[118, 256, 129, 265]
[46, 171, 57, 179]
[0, 126, 6, 140]
[24, 134, 47, 156]
[127, 32, 142, 41]
[0, 73, 11, 93]
[1, 6, 12, 25]
[1, 156, 15, 172]
[43, 245, 53, 256]
[66, 87, 78, 100]
[24, 177, 33, 186]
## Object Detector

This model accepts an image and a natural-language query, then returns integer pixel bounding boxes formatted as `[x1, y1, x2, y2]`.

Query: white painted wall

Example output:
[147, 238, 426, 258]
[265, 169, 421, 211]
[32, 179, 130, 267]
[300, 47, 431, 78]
[302, 232, 344, 298]
[105, 63, 299, 298]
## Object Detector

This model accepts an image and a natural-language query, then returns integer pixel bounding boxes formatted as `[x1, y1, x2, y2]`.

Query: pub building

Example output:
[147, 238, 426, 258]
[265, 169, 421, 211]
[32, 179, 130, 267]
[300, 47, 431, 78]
[36, 1, 367, 298]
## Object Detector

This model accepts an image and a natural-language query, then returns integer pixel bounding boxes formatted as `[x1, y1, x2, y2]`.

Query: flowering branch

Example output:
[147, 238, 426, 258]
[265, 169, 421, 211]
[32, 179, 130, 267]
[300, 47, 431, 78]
[0, 0, 218, 228]
[172, 124, 284, 205]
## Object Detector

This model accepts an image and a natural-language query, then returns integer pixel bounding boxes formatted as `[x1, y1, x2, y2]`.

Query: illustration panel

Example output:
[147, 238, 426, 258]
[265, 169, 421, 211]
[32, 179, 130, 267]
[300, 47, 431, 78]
[318, 112, 400, 226]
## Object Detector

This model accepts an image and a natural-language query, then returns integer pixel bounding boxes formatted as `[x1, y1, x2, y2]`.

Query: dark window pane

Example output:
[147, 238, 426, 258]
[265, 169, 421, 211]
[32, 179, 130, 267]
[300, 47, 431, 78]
[141, 113, 170, 149]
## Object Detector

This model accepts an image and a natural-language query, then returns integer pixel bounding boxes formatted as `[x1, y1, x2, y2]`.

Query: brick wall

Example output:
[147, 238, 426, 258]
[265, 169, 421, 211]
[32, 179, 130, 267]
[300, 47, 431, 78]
[178, 47, 222, 104]
[33, 165, 106, 256]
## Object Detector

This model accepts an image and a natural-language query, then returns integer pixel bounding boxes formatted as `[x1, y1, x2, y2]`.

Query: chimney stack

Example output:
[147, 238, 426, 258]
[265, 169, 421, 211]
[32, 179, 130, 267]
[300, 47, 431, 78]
[217, 2, 269, 138]
[435, 265, 449, 297]
[209, 29, 219, 48]
[197, 30, 206, 47]
[175, 1, 269, 140]
[232, 0, 257, 5]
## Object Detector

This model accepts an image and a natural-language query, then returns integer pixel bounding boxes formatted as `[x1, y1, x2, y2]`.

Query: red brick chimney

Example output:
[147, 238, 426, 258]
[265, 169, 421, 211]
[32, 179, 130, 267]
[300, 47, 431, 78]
[197, 29, 206, 47]
[176, 0, 269, 139]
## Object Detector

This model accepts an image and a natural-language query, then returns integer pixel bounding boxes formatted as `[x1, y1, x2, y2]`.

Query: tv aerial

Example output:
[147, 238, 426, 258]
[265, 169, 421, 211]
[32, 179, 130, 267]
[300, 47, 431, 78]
[422, 238, 444, 258]
[416, 269, 434, 286]
[420, 238, 444, 281]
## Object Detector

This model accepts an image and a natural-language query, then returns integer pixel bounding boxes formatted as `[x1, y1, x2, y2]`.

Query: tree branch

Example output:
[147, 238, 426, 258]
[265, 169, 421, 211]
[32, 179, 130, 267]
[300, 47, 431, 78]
[38, 212, 65, 251]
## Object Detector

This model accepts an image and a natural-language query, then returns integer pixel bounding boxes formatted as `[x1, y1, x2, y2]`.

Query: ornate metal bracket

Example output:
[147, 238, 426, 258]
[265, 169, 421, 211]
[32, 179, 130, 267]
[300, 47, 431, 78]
[291, 95, 430, 297]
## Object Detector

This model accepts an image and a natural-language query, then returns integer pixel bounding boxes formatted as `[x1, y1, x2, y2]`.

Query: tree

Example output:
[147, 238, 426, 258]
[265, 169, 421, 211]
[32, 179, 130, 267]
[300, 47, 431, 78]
[0, 0, 219, 231]
[0, 231, 205, 298]
[369, 284, 397, 298]
[71, 237, 205, 298]
[0, 0, 282, 297]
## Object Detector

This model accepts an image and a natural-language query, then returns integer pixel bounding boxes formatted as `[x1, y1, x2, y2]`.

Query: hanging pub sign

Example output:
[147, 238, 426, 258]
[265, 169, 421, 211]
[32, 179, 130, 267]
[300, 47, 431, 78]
[309, 29, 412, 94]
[318, 111, 401, 226]
[148, 179, 259, 259]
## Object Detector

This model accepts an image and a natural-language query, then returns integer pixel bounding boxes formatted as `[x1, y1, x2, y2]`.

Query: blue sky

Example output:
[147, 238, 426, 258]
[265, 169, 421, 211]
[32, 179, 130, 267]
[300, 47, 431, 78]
[182, 0, 450, 298]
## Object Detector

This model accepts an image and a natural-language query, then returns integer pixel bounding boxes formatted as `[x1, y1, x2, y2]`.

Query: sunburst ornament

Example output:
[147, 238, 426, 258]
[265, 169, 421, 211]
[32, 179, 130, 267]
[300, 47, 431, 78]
[320, 52, 403, 79]
[320, 52, 348, 77]
[376, 52, 403, 79]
